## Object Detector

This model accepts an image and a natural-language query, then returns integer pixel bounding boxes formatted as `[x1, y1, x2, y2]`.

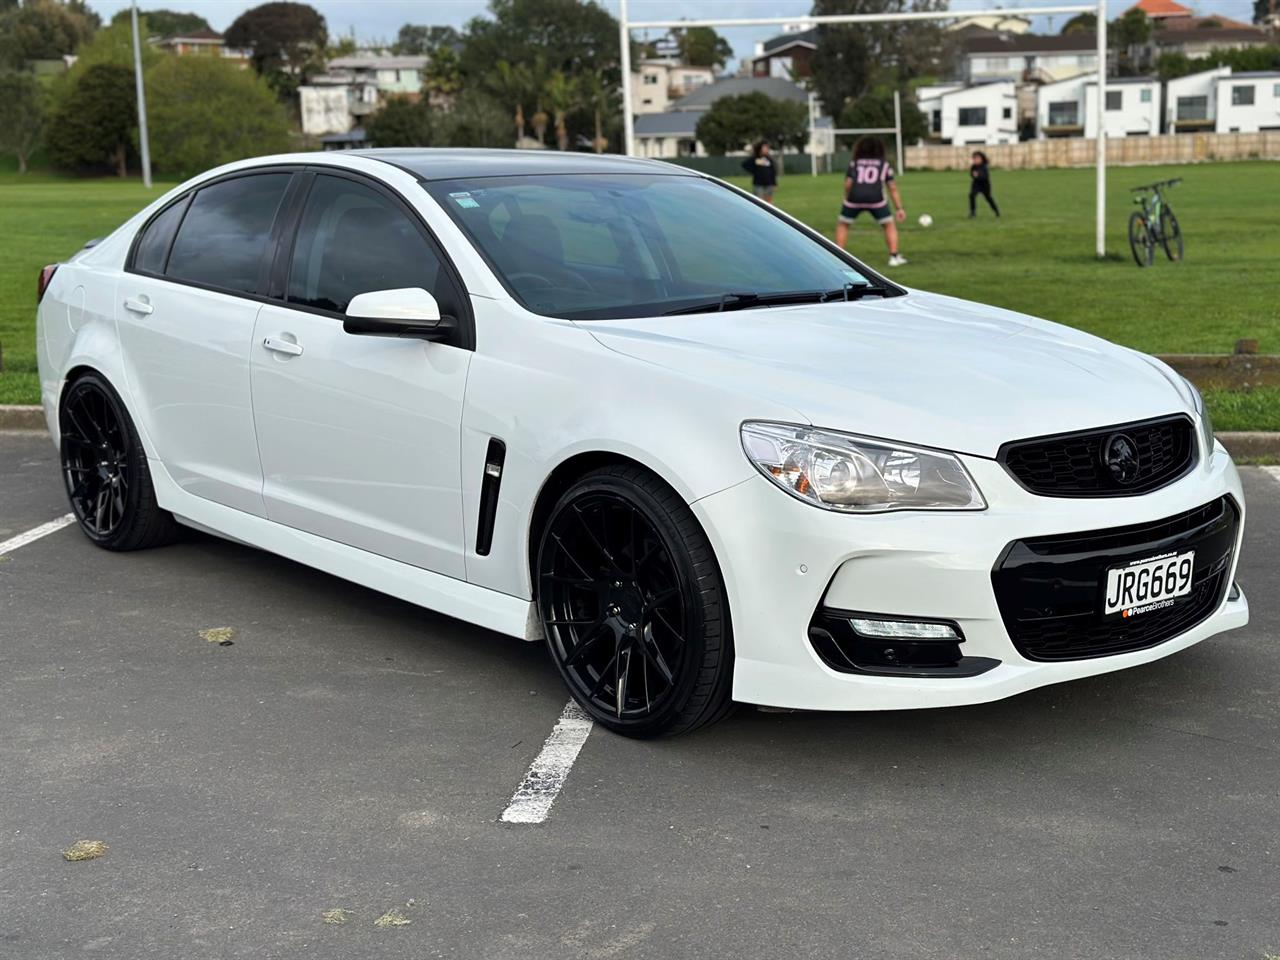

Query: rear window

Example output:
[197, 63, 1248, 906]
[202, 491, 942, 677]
[132, 197, 188, 275]
[166, 173, 291, 295]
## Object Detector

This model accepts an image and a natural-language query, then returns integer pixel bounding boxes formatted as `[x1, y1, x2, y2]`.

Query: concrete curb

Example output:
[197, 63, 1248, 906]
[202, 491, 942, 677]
[2, 403, 1277, 461]
[0, 405, 46, 431]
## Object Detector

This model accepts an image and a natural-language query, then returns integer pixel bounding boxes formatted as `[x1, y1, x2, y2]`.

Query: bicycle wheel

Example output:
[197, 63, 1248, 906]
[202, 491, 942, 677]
[1128, 211, 1154, 267]
[1160, 208, 1183, 262]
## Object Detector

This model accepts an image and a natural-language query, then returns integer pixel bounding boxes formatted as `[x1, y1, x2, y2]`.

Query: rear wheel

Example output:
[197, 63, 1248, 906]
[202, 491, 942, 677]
[1160, 208, 1183, 262]
[59, 373, 182, 551]
[536, 465, 734, 737]
[1128, 211, 1154, 267]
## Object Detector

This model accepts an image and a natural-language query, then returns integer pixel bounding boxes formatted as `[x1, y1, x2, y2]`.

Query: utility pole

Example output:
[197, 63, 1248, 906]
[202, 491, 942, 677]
[131, 0, 152, 188]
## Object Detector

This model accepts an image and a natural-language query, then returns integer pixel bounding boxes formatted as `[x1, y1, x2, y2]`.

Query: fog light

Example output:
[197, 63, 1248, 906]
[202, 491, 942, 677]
[849, 618, 960, 640]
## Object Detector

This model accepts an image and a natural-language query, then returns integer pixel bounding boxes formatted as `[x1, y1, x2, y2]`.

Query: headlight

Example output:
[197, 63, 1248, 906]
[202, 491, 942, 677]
[1182, 376, 1215, 456]
[740, 421, 986, 513]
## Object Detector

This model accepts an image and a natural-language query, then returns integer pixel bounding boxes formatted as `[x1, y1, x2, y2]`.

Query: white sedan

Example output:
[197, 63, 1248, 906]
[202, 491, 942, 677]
[35, 149, 1247, 737]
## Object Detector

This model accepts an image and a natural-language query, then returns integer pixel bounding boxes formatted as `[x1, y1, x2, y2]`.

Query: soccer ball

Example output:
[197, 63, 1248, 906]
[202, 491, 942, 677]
[918, 214, 934, 228]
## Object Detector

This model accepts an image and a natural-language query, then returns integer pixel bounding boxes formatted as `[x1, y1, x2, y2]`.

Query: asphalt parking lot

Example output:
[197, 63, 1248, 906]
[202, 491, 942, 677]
[3, 429, 1280, 960]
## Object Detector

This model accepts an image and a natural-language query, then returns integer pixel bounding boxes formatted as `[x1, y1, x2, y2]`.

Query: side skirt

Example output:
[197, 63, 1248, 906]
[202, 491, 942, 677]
[151, 458, 532, 640]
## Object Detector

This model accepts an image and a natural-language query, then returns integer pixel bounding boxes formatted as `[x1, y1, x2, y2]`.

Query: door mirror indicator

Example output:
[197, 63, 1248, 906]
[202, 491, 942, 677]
[343, 287, 455, 341]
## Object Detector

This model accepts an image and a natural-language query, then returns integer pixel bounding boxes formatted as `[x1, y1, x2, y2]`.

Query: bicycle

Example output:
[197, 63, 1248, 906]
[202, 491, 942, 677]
[1128, 178, 1183, 267]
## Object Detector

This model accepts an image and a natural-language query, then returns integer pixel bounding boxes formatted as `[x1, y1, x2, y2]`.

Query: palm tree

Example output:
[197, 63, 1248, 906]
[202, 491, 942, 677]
[580, 70, 614, 153]
[543, 70, 579, 151]
[493, 60, 533, 143]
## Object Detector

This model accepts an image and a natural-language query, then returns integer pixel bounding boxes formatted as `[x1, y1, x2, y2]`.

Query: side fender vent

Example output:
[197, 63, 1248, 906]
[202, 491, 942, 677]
[475, 438, 506, 556]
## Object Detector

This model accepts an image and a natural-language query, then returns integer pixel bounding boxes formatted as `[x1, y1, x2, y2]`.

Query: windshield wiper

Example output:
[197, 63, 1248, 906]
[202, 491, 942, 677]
[819, 282, 888, 302]
[663, 290, 830, 316]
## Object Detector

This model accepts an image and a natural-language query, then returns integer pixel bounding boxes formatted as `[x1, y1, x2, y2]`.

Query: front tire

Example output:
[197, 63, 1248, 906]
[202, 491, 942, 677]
[1129, 211, 1154, 267]
[59, 372, 182, 551]
[535, 465, 734, 737]
[1160, 208, 1183, 262]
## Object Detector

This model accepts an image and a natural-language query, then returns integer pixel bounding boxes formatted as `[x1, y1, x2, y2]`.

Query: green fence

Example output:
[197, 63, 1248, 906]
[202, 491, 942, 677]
[658, 152, 854, 178]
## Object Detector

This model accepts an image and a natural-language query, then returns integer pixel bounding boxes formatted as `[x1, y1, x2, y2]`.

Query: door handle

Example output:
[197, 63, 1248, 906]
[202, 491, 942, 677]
[262, 335, 303, 357]
[123, 297, 153, 315]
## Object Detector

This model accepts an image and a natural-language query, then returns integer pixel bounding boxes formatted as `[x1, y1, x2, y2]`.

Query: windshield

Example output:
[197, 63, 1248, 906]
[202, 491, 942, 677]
[425, 173, 890, 320]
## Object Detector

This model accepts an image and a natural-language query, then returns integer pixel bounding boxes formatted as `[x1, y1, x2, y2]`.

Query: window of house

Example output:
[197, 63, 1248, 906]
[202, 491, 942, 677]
[1002, 106, 1012, 119]
[1232, 85, 1255, 106]
[643, 74, 659, 85]
[167, 173, 291, 295]
[1273, 82, 1280, 98]
[931, 109, 941, 133]
[1140, 88, 1152, 103]
[958, 107, 986, 126]
[1106, 90, 1122, 111]
[1176, 95, 1208, 121]
[287, 174, 456, 317]
[1048, 101, 1079, 126]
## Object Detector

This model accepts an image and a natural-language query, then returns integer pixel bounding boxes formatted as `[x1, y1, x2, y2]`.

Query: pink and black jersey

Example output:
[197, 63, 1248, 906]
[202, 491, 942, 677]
[845, 158, 894, 208]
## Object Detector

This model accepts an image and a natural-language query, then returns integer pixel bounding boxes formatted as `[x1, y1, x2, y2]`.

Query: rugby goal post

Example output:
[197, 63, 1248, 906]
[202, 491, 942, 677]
[619, 1, 1110, 258]
[808, 90, 905, 177]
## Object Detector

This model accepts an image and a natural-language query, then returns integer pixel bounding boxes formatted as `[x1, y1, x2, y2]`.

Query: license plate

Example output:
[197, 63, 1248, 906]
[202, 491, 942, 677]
[1104, 550, 1195, 617]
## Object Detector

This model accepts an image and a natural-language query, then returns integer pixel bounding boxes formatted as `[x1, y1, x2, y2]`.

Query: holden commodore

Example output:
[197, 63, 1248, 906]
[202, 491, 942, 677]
[35, 149, 1247, 737]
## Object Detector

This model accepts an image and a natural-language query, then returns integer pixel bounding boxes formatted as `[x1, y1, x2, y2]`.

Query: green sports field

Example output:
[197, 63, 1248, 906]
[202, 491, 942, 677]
[1, 161, 1277, 427]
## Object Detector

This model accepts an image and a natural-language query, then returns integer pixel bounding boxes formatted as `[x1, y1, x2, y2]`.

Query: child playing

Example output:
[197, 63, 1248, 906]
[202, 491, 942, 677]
[968, 151, 1000, 218]
[835, 136, 907, 267]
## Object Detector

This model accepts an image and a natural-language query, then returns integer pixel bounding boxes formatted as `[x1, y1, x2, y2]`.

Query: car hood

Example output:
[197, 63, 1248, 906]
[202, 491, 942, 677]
[583, 290, 1191, 458]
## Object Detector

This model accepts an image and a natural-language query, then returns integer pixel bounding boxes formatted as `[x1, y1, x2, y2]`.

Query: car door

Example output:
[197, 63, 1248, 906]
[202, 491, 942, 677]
[249, 170, 472, 579]
[117, 171, 295, 516]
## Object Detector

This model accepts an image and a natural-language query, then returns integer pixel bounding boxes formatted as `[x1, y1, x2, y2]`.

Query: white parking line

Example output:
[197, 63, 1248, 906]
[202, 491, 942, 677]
[1263, 466, 1280, 487]
[500, 700, 593, 824]
[0, 515, 75, 556]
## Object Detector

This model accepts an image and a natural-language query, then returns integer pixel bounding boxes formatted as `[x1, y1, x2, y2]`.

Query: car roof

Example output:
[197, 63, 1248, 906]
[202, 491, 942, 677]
[348, 148, 699, 181]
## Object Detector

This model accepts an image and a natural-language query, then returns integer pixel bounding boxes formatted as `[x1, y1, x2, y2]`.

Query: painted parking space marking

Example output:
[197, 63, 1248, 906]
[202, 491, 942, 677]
[0, 515, 75, 556]
[1263, 466, 1280, 487]
[500, 700, 593, 824]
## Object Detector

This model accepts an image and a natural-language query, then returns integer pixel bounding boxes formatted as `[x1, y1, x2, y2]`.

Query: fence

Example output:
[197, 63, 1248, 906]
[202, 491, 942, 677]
[905, 130, 1280, 171]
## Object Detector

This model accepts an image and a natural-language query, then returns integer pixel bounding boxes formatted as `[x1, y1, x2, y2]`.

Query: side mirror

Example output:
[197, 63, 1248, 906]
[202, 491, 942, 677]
[343, 287, 457, 341]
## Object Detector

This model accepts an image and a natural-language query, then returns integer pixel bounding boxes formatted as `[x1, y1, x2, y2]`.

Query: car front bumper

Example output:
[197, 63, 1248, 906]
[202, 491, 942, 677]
[693, 442, 1248, 711]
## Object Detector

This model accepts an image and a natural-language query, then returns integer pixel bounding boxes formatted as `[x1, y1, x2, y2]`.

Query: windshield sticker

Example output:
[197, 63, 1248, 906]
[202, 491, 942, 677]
[451, 193, 480, 209]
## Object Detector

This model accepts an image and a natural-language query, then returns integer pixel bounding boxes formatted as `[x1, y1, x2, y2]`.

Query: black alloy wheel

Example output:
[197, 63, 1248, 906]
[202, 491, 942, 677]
[59, 373, 181, 551]
[536, 465, 734, 737]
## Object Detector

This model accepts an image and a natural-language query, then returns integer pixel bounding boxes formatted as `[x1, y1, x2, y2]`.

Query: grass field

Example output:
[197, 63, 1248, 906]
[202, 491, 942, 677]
[1, 161, 1277, 427]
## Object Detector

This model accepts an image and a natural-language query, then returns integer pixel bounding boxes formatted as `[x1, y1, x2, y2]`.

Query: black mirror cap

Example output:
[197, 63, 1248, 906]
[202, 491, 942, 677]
[343, 313, 458, 341]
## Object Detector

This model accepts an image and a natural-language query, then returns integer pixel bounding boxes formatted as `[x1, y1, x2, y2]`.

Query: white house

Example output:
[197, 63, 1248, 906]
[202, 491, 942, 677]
[326, 55, 428, 96]
[1036, 75, 1159, 138]
[631, 59, 715, 115]
[962, 31, 1099, 85]
[920, 81, 1018, 145]
[299, 55, 428, 136]
[1166, 66, 1232, 133]
[1215, 72, 1280, 133]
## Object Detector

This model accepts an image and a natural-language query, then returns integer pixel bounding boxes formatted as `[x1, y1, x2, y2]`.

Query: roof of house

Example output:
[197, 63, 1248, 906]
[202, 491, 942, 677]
[156, 28, 224, 43]
[669, 76, 809, 111]
[320, 128, 367, 145]
[1126, 0, 1193, 18]
[1158, 13, 1256, 30]
[634, 112, 702, 137]
[329, 55, 428, 70]
[759, 27, 818, 56]
[1217, 70, 1280, 79]
[963, 32, 1097, 54]
[1153, 26, 1270, 46]
[350, 149, 694, 181]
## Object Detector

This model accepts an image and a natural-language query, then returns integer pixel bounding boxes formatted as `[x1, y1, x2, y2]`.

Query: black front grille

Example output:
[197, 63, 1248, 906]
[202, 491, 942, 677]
[999, 415, 1196, 497]
[992, 497, 1239, 662]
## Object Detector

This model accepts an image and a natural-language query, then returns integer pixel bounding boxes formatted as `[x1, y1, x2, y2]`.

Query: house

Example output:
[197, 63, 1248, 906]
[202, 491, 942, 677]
[1215, 72, 1280, 132]
[961, 31, 1100, 84]
[1124, 0, 1194, 22]
[1124, 0, 1272, 58]
[1036, 75, 1160, 138]
[298, 55, 428, 137]
[632, 76, 828, 158]
[151, 28, 250, 64]
[631, 59, 716, 115]
[946, 12, 1032, 34]
[751, 26, 817, 79]
[1166, 66, 1231, 132]
[918, 81, 1019, 145]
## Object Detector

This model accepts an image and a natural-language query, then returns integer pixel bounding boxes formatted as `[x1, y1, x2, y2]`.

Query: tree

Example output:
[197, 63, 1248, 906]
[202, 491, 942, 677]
[543, 70, 578, 150]
[1111, 8, 1153, 74]
[423, 45, 462, 101]
[808, 0, 953, 119]
[1060, 12, 1097, 33]
[579, 69, 616, 152]
[1256, 0, 1274, 25]
[671, 26, 733, 69]
[45, 62, 135, 176]
[364, 96, 437, 147]
[837, 86, 927, 149]
[68, 16, 162, 70]
[0, 70, 45, 173]
[694, 92, 808, 155]
[110, 8, 211, 37]
[440, 89, 512, 147]
[392, 24, 460, 56]
[224, 1, 327, 93]
[492, 58, 537, 142]
[146, 56, 290, 178]
[461, 0, 621, 146]
[0, 0, 97, 68]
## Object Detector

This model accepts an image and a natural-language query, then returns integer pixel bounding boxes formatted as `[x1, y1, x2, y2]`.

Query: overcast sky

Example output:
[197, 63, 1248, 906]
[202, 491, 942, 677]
[84, 0, 1262, 65]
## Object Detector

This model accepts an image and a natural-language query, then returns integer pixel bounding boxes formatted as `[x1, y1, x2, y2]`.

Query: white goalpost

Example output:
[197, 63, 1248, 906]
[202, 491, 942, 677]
[618, 1, 1110, 258]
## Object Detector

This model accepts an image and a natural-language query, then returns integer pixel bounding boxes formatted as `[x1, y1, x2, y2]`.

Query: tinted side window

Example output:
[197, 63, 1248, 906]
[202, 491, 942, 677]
[133, 197, 188, 275]
[287, 175, 454, 316]
[167, 173, 291, 295]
